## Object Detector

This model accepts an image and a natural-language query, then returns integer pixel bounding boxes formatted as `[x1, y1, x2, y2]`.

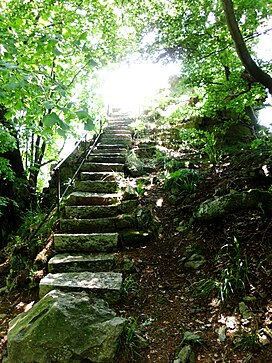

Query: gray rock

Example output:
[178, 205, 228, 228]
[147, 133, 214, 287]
[5, 290, 126, 363]
[194, 189, 272, 221]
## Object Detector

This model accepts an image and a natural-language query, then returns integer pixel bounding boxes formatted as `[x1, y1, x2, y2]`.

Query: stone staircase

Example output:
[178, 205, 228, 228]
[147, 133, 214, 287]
[39, 115, 135, 304]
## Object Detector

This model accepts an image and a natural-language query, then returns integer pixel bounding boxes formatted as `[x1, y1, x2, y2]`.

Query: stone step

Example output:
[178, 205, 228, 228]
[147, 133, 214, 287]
[81, 162, 124, 173]
[64, 200, 138, 219]
[80, 171, 120, 181]
[87, 154, 126, 164]
[102, 131, 131, 137]
[48, 252, 117, 273]
[107, 121, 131, 126]
[54, 233, 118, 252]
[104, 130, 131, 135]
[99, 138, 131, 146]
[93, 148, 127, 155]
[73, 180, 118, 193]
[39, 271, 122, 303]
[60, 214, 136, 234]
[100, 134, 131, 139]
[96, 144, 127, 150]
[66, 192, 120, 206]
[104, 129, 131, 134]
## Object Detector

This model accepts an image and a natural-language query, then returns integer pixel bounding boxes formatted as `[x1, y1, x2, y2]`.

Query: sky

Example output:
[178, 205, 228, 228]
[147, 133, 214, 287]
[254, 18, 272, 128]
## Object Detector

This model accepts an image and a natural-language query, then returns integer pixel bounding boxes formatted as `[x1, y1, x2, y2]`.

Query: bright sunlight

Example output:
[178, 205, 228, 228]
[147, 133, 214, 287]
[98, 59, 181, 115]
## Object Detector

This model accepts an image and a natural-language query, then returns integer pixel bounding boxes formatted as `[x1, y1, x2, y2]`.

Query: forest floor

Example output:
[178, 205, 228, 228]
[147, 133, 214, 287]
[1, 142, 272, 362]
[113, 146, 272, 362]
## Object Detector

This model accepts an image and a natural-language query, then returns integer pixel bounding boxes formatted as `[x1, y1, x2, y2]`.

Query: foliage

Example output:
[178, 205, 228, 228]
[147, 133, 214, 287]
[122, 0, 271, 123]
[181, 331, 203, 346]
[0, 0, 137, 191]
[192, 237, 250, 303]
[121, 316, 145, 358]
[3, 208, 57, 290]
[122, 274, 140, 295]
[136, 180, 146, 197]
[179, 128, 222, 163]
[156, 151, 186, 172]
[234, 328, 261, 350]
[0, 157, 15, 182]
[0, 197, 18, 220]
[251, 128, 272, 151]
[164, 169, 200, 193]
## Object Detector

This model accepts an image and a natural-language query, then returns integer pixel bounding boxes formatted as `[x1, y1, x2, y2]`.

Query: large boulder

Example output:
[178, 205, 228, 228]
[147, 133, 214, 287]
[194, 189, 272, 221]
[4, 290, 126, 363]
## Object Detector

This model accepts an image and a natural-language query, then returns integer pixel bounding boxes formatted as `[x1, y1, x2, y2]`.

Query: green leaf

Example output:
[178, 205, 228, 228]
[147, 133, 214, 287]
[76, 110, 89, 120]
[84, 118, 95, 131]
[3, 62, 18, 70]
[53, 45, 63, 55]
[4, 81, 25, 90]
[43, 101, 54, 109]
[79, 32, 88, 41]
[43, 112, 62, 127]
[57, 128, 67, 138]
[58, 119, 70, 131]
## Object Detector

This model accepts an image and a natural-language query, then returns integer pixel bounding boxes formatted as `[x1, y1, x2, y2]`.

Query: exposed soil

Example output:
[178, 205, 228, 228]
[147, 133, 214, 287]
[113, 148, 272, 362]
[1, 141, 272, 362]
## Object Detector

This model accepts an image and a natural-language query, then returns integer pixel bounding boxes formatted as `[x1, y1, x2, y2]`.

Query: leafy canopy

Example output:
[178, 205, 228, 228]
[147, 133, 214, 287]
[0, 0, 138, 188]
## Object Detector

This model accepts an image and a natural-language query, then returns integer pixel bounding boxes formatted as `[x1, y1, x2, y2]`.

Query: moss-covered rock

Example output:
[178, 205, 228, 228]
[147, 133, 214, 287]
[4, 290, 126, 363]
[194, 189, 272, 221]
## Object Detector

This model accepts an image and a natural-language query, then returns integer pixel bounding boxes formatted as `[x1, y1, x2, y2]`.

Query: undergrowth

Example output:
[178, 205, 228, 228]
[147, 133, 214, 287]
[2, 208, 57, 291]
[191, 237, 250, 303]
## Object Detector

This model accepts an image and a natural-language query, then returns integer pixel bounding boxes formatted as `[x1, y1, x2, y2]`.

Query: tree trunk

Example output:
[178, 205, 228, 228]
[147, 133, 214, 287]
[0, 107, 25, 180]
[221, 0, 272, 94]
[0, 107, 31, 245]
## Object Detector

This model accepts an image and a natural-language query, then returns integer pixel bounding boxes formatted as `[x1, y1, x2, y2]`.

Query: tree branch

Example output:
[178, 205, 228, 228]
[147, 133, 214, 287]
[221, 0, 272, 94]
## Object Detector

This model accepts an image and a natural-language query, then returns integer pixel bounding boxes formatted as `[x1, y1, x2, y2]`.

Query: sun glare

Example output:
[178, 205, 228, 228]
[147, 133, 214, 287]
[99, 60, 180, 115]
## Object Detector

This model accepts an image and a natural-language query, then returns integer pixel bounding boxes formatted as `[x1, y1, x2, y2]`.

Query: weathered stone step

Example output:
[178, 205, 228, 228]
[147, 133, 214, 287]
[64, 200, 138, 219]
[74, 180, 118, 193]
[48, 252, 116, 273]
[80, 171, 120, 181]
[104, 130, 131, 135]
[99, 138, 131, 146]
[93, 148, 127, 155]
[81, 162, 124, 173]
[101, 132, 131, 137]
[54, 233, 118, 252]
[107, 121, 131, 126]
[60, 214, 136, 233]
[66, 192, 120, 206]
[106, 129, 130, 133]
[100, 133, 131, 139]
[96, 144, 127, 150]
[87, 154, 126, 164]
[39, 271, 122, 303]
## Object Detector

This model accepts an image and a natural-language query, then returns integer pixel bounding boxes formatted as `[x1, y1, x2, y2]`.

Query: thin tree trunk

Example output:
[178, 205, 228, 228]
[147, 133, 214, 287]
[221, 0, 272, 94]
